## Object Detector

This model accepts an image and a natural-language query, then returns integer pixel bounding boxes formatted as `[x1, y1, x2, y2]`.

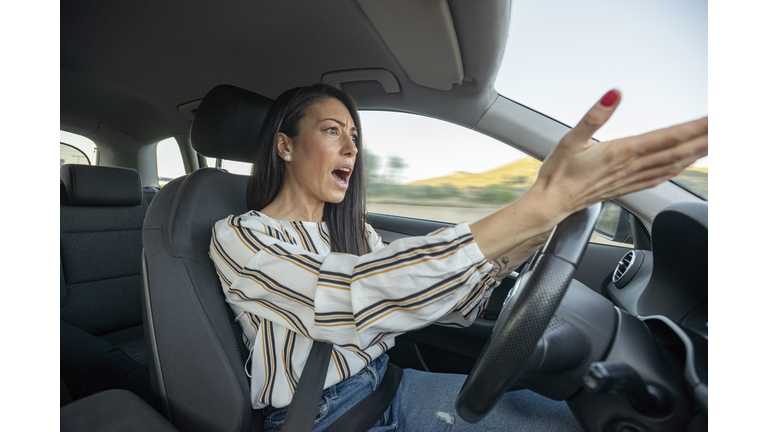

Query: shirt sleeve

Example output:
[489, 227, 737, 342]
[210, 215, 497, 350]
[363, 222, 500, 328]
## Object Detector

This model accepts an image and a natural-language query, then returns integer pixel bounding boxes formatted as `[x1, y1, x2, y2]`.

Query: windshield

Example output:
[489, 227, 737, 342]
[494, 0, 707, 199]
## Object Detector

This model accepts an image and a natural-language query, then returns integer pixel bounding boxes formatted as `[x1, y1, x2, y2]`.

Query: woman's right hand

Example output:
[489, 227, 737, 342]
[533, 89, 708, 218]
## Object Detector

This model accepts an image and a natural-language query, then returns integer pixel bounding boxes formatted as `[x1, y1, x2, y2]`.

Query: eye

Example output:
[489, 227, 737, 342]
[351, 134, 358, 144]
[324, 127, 340, 137]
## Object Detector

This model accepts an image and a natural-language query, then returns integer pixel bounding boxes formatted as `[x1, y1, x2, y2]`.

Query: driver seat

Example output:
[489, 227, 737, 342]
[141, 85, 273, 432]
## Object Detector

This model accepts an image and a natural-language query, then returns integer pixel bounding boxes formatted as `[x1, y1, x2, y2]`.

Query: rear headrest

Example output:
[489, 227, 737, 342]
[60, 164, 143, 206]
[190, 85, 274, 163]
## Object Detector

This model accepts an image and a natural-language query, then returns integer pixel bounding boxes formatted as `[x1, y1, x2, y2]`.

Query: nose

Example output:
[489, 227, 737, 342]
[342, 132, 358, 157]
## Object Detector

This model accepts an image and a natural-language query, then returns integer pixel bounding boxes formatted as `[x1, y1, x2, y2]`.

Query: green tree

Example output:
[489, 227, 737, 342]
[386, 155, 407, 184]
[479, 185, 517, 204]
[363, 151, 381, 180]
[434, 184, 458, 199]
[402, 184, 434, 199]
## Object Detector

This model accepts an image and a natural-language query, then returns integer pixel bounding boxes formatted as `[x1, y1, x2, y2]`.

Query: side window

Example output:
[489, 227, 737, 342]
[156, 137, 186, 186]
[359, 111, 540, 224]
[360, 111, 634, 248]
[60, 143, 91, 166]
[60, 131, 97, 167]
[204, 157, 253, 176]
[591, 202, 635, 248]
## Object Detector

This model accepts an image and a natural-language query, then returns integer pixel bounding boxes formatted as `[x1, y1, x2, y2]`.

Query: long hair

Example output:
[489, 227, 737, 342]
[246, 83, 370, 255]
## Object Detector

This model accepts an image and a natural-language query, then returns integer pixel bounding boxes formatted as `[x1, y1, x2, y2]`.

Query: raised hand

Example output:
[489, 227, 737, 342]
[535, 89, 708, 216]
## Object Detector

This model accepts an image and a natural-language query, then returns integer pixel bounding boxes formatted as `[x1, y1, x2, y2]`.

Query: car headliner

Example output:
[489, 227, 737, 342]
[61, 0, 509, 145]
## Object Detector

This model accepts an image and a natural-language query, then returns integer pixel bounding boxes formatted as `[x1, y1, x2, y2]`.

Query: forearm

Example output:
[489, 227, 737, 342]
[488, 231, 550, 281]
[469, 183, 569, 262]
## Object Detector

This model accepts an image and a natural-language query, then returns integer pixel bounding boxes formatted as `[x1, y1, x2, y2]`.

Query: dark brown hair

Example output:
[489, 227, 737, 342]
[246, 83, 370, 255]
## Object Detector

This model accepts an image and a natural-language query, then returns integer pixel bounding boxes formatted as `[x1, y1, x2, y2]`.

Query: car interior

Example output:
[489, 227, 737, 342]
[59, 1, 707, 431]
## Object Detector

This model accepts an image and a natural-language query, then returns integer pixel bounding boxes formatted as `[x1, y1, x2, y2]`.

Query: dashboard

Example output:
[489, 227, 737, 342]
[608, 201, 708, 337]
[599, 201, 709, 425]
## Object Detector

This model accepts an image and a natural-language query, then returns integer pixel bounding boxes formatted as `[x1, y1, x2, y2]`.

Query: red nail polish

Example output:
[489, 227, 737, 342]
[600, 90, 619, 107]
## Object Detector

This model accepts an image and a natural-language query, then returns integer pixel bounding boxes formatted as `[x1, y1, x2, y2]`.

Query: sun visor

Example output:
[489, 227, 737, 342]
[357, 0, 464, 91]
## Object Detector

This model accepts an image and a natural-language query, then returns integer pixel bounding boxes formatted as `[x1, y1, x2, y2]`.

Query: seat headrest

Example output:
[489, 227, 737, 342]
[190, 85, 274, 163]
[61, 164, 143, 206]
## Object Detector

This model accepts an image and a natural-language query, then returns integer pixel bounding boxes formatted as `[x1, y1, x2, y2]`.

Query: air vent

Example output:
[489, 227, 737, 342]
[612, 250, 643, 289]
[612, 251, 635, 283]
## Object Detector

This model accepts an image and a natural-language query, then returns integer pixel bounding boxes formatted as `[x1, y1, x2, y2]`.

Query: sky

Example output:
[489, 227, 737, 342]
[498, 0, 708, 146]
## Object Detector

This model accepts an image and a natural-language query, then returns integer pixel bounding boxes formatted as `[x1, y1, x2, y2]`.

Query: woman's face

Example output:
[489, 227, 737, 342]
[280, 98, 359, 205]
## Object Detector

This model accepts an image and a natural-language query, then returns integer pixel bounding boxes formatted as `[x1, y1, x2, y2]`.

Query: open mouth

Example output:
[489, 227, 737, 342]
[332, 167, 352, 187]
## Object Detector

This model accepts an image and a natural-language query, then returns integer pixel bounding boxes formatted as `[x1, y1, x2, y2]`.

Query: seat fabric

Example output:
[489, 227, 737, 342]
[60, 165, 155, 367]
[142, 169, 254, 432]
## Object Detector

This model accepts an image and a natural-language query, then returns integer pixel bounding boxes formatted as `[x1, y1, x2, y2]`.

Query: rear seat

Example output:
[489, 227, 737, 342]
[60, 164, 156, 367]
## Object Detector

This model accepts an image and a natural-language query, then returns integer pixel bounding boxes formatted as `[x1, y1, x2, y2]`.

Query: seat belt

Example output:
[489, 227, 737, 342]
[324, 363, 403, 432]
[281, 342, 403, 432]
[281, 342, 333, 432]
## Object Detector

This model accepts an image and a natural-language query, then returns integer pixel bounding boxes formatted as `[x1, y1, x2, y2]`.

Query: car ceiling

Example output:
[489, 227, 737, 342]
[61, 0, 510, 146]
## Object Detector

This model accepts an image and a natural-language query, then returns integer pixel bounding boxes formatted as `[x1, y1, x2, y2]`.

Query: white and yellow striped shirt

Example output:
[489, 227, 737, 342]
[209, 210, 498, 409]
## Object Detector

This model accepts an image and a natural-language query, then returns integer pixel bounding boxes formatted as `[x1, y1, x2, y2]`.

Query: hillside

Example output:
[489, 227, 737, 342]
[409, 156, 542, 189]
[685, 167, 708, 174]
[407, 157, 707, 192]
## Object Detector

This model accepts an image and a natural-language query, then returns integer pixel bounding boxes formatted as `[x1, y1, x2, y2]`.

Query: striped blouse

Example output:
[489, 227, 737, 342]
[209, 210, 499, 409]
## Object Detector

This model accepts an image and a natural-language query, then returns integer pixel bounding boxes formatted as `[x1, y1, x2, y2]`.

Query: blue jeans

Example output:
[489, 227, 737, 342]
[263, 354, 584, 432]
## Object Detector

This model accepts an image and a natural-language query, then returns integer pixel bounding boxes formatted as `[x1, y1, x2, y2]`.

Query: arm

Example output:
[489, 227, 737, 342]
[366, 223, 498, 329]
[431, 233, 551, 327]
[211, 216, 493, 351]
[469, 90, 707, 262]
[488, 232, 549, 281]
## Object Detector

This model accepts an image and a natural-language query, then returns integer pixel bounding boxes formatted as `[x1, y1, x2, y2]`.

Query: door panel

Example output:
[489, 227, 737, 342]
[367, 213, 452, 242]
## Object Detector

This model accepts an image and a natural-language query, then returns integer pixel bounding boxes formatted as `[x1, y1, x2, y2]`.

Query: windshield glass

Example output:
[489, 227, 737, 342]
[494, 0, 707, 199]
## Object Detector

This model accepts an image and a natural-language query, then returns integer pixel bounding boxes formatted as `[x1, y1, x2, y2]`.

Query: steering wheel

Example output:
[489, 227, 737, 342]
[456, 203, 602, 423]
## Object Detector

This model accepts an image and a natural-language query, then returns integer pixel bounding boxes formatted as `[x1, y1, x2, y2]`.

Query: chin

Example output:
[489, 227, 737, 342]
[325, 191, 348, 205]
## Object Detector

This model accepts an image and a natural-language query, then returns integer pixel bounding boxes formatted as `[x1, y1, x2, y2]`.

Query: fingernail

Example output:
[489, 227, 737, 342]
[600, 90, 619, 107]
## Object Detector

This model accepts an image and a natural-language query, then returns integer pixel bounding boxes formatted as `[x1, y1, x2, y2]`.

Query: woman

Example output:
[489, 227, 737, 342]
[210, 84, 708, 431]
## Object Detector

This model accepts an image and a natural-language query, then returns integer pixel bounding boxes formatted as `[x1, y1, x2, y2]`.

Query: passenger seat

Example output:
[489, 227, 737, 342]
[60, 164, 154, 366]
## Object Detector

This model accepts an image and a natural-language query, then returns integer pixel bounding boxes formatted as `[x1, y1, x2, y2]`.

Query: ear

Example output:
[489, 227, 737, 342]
[275, 133, 293, 161]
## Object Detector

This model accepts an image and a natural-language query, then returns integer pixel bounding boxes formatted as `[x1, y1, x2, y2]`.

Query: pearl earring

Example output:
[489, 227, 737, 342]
[284, 155, 291, 161]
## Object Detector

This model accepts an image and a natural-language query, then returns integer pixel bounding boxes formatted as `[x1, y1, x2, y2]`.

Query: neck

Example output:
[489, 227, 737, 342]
[259, 181, 325, 223]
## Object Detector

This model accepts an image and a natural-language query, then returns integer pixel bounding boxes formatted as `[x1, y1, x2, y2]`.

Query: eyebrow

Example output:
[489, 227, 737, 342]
[322, 118, 358, 133]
